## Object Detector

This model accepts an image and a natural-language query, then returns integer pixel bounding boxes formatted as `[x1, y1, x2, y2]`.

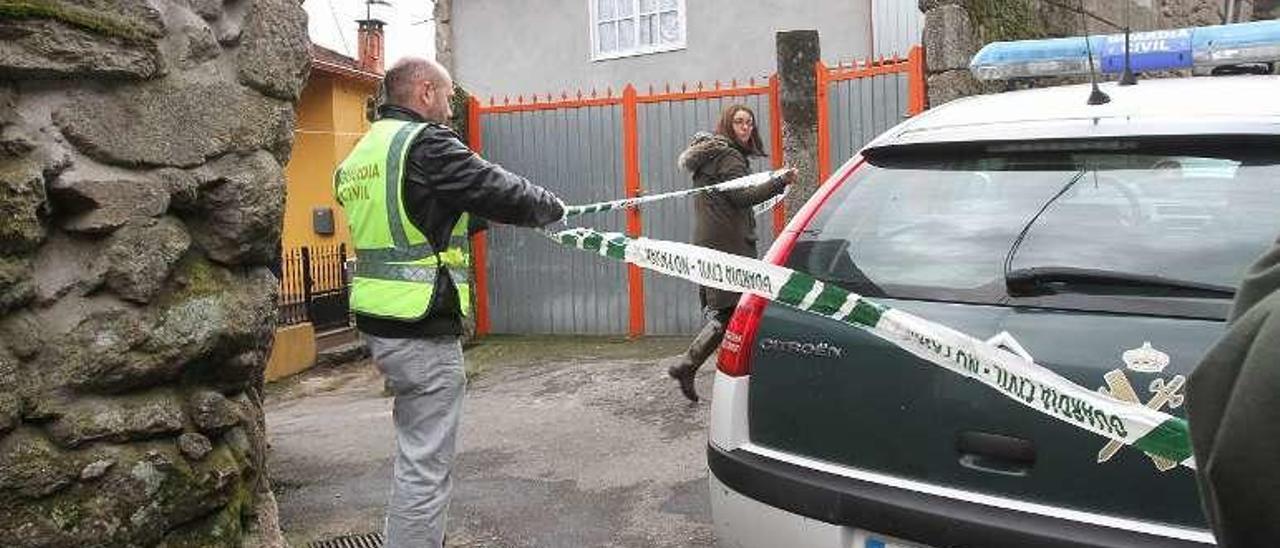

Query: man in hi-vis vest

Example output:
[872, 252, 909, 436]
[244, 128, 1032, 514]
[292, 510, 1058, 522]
[334, 57, 564, 548]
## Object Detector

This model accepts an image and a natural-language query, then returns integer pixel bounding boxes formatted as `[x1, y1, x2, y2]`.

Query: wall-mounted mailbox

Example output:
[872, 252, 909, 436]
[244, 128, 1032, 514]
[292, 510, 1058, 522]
[312, 206, 335, 235]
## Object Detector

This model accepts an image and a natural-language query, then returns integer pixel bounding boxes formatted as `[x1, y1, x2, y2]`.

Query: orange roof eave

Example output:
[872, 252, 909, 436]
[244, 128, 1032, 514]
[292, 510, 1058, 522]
[311, 58, 383, 84]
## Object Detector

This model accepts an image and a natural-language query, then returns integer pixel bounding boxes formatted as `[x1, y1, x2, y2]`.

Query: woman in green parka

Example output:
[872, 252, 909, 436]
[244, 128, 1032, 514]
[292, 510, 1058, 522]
[1188, 233, 1280, 547]
[667, 104, 791, 401]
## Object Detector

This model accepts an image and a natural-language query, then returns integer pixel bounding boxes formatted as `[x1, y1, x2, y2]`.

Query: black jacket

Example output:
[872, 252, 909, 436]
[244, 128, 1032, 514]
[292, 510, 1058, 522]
[355, 105, 564, 338]
[1187, 234, 1280, 547]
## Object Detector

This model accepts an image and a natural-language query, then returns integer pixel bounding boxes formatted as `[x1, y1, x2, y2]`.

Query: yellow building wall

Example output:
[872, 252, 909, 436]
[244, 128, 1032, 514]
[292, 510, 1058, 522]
[270, 70, 378, 383]
[265, 322, 317, 381]
[332, 76, 376, 156]
[281, 72, 378, 251]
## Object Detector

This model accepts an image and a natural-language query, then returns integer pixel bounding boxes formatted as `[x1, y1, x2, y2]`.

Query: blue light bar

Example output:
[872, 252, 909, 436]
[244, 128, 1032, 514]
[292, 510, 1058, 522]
[1194, 20, 1280, 66]
[970, 20, 1280, 81]
[969, 36, 1099, 81]
[1100, 28, 1191, 73]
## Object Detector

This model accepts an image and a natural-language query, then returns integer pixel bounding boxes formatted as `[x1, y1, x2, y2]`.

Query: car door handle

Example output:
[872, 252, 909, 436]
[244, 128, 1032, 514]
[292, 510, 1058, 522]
[956, 431, 1036, 477]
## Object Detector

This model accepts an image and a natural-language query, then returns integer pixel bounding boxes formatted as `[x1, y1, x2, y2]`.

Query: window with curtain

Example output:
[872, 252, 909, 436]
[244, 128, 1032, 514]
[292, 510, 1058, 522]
[591, 0, 686, 60]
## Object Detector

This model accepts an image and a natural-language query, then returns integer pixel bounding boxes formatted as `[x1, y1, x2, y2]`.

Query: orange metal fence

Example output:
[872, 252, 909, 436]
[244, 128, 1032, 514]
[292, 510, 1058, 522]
[817, 47, 927, 181]
[469, 45, 926, 337]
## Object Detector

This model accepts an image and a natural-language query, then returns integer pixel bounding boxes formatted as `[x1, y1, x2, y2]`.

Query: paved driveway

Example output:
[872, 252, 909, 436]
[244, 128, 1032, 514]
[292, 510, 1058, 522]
[267, 337, 717, 547]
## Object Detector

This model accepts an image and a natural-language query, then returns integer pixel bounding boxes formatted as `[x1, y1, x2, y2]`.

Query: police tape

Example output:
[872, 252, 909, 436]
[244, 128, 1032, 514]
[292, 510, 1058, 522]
[751, 184, 788, 217]
[563, 170, 789, 217]
[543, 225, 1196, 468]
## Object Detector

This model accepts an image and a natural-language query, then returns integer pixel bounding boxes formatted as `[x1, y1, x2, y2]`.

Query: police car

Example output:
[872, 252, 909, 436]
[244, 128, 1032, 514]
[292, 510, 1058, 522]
[708, 21, 1280, 548]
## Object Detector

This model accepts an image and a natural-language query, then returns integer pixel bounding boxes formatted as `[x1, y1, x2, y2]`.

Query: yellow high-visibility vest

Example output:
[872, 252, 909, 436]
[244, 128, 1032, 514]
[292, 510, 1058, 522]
[334, 120, 471, 320]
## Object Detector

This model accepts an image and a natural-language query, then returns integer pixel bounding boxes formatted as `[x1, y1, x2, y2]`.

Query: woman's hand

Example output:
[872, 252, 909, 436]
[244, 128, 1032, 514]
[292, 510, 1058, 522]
[778, 167, 798, 186]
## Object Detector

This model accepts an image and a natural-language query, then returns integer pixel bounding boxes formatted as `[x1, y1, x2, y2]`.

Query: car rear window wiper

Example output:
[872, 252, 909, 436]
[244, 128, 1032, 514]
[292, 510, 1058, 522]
[1005, 266, 1236, 298]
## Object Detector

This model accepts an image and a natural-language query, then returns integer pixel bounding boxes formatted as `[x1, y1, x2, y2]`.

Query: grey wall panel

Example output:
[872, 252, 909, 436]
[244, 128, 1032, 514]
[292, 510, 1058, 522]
[860, 76, 876, 147]
[639, 98, 701, 335]
[897, 72, 910, 128]
[454, 0, 873, 101]
[481, 105, 628, 335]
[828, 72, 911, 167]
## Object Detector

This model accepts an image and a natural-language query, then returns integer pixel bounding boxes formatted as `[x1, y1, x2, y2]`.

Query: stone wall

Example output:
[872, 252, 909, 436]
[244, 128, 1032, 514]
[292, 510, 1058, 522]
[921, 0, 1248, 107]
[0, 1, 309, 546]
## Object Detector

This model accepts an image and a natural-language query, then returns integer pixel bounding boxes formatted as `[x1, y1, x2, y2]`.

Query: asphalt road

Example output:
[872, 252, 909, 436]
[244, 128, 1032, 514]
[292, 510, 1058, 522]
[266, 336, 716, 548]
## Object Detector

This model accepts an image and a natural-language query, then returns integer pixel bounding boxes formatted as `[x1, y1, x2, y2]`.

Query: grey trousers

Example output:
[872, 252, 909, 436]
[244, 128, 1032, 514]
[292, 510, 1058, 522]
[365, 334, 466, 548]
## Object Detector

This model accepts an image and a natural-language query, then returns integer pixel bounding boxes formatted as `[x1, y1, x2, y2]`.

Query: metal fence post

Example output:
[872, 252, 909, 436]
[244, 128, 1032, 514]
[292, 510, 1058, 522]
[300, 246, 313, 324]
[467, 95, 491, 337]
[815, 60, 831, 182]
[768, 75, 786, 236]
[338, 243, 348, 298]
[276, 249, 288, 325]
[622, 84, 645, 338]
[908, 45, 928, 115]
[339, 243, 353, 328]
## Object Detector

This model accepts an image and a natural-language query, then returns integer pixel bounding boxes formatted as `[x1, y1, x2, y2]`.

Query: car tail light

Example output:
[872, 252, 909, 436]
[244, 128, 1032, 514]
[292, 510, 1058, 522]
[716, 156, 867, 377]
[717, 293, 766, 377]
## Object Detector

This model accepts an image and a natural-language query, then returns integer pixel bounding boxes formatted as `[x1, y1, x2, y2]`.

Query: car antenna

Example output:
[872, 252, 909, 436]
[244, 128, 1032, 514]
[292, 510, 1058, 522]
[1118, 27, 1138, 86]
[1119, 2, 1137, 86]
[1080, 0, 1110, 105]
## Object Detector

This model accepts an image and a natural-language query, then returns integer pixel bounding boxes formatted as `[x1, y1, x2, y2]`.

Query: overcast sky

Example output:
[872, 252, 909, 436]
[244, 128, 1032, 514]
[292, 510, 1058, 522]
[303, 0, 436, 68]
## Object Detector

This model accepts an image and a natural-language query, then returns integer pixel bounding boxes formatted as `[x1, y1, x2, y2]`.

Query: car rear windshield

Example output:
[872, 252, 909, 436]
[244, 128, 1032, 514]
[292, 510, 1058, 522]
[788, 142, 1280, 312]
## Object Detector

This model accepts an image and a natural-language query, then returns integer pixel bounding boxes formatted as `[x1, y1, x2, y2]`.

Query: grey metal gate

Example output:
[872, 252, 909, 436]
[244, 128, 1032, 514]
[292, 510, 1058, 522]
[481, 104, 630, 335]
[829, 69, 912, 166]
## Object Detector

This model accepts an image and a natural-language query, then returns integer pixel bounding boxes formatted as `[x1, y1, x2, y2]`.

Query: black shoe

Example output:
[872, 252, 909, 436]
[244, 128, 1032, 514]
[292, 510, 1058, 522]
[667, 361, 699, 402]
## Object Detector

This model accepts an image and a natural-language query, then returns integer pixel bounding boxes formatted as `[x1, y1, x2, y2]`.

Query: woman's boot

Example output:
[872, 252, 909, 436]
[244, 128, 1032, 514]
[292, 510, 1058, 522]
[668, 317, 726, 402]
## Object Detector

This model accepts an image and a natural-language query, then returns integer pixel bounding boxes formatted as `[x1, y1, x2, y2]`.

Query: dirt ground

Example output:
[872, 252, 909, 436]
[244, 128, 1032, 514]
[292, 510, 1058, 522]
[265, 335, 718, 547]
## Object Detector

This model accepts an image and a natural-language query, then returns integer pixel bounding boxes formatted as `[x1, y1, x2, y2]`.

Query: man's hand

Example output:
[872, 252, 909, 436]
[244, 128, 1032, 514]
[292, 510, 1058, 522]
[550, 196, 569, 225]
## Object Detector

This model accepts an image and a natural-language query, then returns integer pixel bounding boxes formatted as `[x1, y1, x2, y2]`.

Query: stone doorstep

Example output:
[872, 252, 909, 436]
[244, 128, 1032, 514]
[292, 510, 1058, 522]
[315, 325, 358, 352]
[314, 340, 370, 370]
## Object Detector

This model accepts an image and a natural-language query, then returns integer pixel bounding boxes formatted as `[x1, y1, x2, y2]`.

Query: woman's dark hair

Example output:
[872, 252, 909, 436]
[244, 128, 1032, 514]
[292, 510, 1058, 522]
[715, 104, 765, 157]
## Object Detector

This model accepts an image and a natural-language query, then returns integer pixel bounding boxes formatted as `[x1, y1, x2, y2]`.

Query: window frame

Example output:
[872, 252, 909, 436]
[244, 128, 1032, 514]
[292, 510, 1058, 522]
[588, 0, 688, 61]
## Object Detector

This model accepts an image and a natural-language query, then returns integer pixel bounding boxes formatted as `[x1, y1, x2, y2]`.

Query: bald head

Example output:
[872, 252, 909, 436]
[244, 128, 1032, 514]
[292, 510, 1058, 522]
[383, 57, 454, 123]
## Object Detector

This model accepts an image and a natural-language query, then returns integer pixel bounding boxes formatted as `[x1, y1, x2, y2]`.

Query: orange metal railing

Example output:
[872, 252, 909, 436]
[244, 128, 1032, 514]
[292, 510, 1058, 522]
[466, 45, 926, 337]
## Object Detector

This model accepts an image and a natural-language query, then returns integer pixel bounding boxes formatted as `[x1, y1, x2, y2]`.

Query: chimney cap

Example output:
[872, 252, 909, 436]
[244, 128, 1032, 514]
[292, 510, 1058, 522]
[356, 17, 386, 74]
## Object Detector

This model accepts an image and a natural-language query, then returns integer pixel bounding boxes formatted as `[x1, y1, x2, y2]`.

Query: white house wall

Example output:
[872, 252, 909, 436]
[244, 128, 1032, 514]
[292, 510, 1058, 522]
[453, 0, 875, 99]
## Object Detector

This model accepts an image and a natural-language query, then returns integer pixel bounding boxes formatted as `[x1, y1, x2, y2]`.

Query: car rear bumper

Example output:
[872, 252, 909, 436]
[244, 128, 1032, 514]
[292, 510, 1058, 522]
[711, 471, 872, 548]
[707, 443, 1215, 548]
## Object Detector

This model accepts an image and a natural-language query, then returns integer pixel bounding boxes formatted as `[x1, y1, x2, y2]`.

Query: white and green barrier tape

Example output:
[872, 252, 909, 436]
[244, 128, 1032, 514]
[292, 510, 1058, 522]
[751, 186, 788, 217]
[563, 170, 789, 217]
[546, 173, 1194, 468]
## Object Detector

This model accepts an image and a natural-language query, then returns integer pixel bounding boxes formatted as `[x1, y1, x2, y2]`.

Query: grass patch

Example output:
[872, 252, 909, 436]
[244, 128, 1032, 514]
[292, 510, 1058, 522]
[265, 336, 690, 401]
[462, 335, 687, 378]
[0, 0, 160, 43]
[967, 0, 1047, 43]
